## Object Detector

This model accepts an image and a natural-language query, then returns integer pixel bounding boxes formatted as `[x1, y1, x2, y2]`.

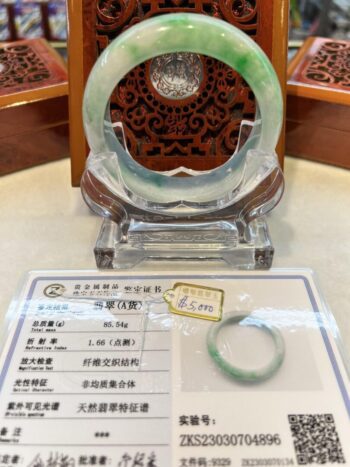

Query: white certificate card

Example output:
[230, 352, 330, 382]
[0, 270, 349, 467]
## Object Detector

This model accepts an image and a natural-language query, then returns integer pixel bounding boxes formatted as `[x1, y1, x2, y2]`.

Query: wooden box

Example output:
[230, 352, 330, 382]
[0, 38, 69, 176]
[286, 36, 350, 169]
[68, 0, 289, 186]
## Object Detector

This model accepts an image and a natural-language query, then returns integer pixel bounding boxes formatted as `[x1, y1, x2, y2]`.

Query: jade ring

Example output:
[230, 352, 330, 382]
[207, 312, 285, 383]
[83, 13, 283, 204]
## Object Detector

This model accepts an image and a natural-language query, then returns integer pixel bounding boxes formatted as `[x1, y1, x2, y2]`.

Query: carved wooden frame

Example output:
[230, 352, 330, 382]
[286, 36, 350, 170]
[0, 38, 69, 176]
[68, 0, 289, 186]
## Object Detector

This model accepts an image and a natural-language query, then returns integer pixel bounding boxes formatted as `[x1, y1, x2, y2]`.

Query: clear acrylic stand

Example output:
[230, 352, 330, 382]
[81, 140, 284, 269]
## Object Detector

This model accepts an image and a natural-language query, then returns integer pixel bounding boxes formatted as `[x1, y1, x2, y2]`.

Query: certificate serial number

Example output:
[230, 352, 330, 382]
[242, 459, 294, 466]
[179, 433, 281, 447]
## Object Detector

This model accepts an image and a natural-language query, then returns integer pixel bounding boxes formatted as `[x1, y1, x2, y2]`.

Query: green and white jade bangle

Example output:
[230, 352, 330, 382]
[83, 13, 283, 204]
[207, 313, 285, 383]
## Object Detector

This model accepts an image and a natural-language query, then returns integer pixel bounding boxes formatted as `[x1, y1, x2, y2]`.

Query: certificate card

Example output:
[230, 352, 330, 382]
[0, 270, 349, 467]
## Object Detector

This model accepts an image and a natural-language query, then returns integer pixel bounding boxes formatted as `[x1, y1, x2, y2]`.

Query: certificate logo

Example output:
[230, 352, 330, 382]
[43, 284, 66, 298]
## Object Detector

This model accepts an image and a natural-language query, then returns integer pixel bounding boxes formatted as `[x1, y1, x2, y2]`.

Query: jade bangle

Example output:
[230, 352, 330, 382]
[207, 313, 285, 383]
[83, 13, 283, 204]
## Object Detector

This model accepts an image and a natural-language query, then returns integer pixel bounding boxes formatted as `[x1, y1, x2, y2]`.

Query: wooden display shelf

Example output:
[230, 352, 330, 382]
[286, 36, 350, 169]
[0, 38, 69, 176]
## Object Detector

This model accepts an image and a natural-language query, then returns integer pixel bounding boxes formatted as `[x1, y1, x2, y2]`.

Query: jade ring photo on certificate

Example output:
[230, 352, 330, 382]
[207, 313, 285, 383]
[83, 12, 283, 207]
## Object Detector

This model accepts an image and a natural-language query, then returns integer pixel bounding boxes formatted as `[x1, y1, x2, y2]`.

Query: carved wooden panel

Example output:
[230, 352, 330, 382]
[286, 36, 350, 170]
[0, 38, 67, 97]
[81, 0, 275, 171]
[0, 38, 69, 176]
[289, 37, 350, 91]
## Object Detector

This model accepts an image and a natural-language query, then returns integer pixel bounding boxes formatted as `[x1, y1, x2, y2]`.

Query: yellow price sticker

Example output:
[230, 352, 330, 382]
[163, 282, 224, 321]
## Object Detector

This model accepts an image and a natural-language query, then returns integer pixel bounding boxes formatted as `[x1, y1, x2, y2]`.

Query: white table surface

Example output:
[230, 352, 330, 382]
[1, 156, 350, 355]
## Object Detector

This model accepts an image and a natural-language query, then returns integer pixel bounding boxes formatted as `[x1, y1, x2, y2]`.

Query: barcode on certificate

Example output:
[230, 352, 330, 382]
[288, 414, 345, 465]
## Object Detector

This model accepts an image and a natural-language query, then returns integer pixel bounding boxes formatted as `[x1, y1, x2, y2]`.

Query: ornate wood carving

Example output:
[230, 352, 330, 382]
[0, 39, 67, 96]
[290, 37, 350, 91]
[81, 0, 274, 171]
[286, 36, 350, 170]
[0, 39, 69, 176]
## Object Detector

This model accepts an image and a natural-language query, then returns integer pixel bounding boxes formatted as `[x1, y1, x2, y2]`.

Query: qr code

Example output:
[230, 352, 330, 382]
[288, 414, 346, 465]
